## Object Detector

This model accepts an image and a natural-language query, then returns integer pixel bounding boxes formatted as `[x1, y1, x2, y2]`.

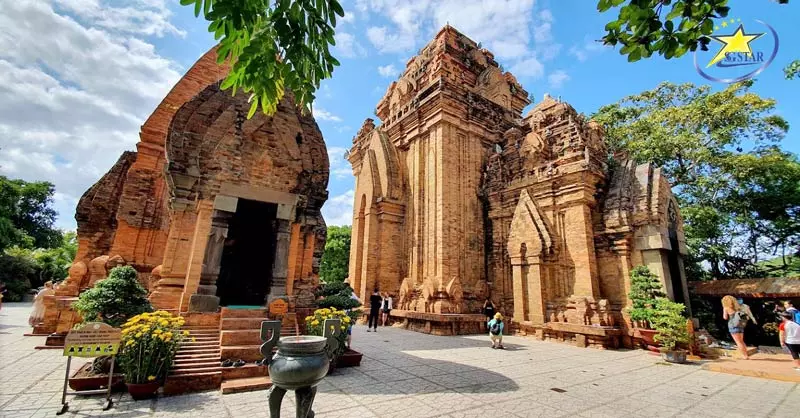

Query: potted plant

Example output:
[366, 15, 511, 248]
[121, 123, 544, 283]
[627, 266, 666, 348]
[118, 311, 187, 400]
[651, 298, 690, 363]
[305, 307, 359, 373]
[314, 282, 363, 368]
[70, 266, 153, 391]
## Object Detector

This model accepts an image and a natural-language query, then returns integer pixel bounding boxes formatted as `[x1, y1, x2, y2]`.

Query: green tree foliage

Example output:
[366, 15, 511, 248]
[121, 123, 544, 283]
[73, 266, 152, 327]
[0, 176, 62, 250]
[0, 254, 36, 302]
[315, 281, 360, 310]
[180, 0, 345, 117]
[651, 298, 690, 351]
[627, 266, 666, 327]
[597, 0, 796, 77]
[319, 225, 351, 283]
[5, 232, 78, 288]
[593, 81, 800, 278]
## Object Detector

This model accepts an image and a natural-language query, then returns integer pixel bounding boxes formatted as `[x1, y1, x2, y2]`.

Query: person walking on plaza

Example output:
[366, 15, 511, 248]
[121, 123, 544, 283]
[722, 295, 752, 360]
[780, 311, 800, 371]
[483, 297, 496, 321]
[367, 288, 382, 332]
[380, 292, 392, 326]
[28, 281, 55, 327]
[488, 312, 505, 349]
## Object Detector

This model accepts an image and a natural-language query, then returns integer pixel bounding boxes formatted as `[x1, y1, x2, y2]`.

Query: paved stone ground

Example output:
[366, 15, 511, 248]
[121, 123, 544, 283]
[2, 302, 799, 418]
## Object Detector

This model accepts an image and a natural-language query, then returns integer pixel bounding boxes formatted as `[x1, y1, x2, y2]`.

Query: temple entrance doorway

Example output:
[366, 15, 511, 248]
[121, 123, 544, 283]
[216, 199, 278, 307]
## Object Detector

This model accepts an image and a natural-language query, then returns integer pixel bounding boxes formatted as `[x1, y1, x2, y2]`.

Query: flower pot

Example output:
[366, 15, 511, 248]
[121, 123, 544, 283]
[638, 329, 660, 352]
[337, 348, 363, 368]
[69, 362, 125, 392]
[662, 349, 687, 364]
[126, 382, 160, 400]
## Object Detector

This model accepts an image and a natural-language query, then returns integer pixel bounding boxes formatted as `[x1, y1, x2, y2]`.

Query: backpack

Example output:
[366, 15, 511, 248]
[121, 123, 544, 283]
[732, 310, 750, 328]
[490, 320, 502, 335]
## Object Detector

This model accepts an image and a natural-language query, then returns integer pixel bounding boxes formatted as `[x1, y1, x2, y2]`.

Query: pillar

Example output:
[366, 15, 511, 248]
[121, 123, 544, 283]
[187, 210, 232, 312]
[564, 204, 600, 298]
[179, 201, 214, 312]
[510, 255, 526, 322]
[269, 219, 291, 300]
[526, 255, 547, 325]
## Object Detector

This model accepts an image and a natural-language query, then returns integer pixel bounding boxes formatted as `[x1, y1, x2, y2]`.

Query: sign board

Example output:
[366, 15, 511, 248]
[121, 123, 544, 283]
[269, 299, 289, 315]
[63, 322, 121, 358]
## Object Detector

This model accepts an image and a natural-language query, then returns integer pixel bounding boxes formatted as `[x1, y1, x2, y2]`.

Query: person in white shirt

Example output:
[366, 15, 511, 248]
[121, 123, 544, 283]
[380, 293, 393, 326]
[780, 311, 800, 371]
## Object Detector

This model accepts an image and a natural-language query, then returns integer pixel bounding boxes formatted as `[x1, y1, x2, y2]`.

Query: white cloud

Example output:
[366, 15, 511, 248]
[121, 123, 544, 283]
[377, 64, 400, 77]
[327, 146, 354, 180]
[322, 189, 355, 226]
[366, 26, 415, 53]
[0, 1, 183, 230]
[510, 56, 544, 79]
[547, 70, 570, 88]
[569, 37, 607, 62]
[335, 32, 367, 58]
[312, 108, 343, 122]
[53, 0, 185, 38]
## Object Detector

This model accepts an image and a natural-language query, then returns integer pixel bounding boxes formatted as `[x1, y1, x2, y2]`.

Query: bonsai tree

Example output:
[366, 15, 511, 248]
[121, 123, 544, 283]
[651, 298, 690, 352]
[315, 281, 361, 311]
[627, 266, 666, 328]
[73, 266, 152, 328]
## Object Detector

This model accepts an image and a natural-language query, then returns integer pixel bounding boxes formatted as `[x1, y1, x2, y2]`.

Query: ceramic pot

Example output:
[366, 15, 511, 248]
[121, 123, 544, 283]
[268, 336, 330, 390]
[126, 382, 160, 400]
[662, 349, 687, 364]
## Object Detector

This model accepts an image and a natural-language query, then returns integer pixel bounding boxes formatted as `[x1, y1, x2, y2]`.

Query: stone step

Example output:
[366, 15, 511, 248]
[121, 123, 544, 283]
[220, 307, 269, 319]
[176, 347, 221, 356]
[186, 335, 220, 342]
[163, 371, 222, 395]
[180, 343, 220, 350]
[220, 376, 272, 394]
[170, 366, 223, 375]
[221, 330, 262, 346]
[172, 359, 221, 368]
[221, 318, 266, 330]
[221, 345, 263, 362]
[221, 363, 268, 380]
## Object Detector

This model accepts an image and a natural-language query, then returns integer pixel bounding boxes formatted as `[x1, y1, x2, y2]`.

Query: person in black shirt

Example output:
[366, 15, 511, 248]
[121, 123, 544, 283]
[367, 289, 382, 332]
[483, 297, 496, 321]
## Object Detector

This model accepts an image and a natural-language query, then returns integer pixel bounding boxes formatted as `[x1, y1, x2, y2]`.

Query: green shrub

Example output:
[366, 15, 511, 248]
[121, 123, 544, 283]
[0, 254, 35, 301]
[73, 266, 152, 327]
[315, 282, 361, 310]
[651, 298, 690, 351]
[627, 265, 666, 328]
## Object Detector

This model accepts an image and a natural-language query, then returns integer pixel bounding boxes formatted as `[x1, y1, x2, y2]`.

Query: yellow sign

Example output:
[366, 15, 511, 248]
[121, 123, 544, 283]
[269, 299, 289, 315]
[63, 322, 121, 358]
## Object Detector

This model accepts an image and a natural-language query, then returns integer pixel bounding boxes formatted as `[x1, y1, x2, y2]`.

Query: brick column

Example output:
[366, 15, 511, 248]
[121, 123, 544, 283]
[510, 255, 526, 322]
[269, 219, 291, 299]
[188, 209, 232, 312]
[179, 201, 214, 312]
[525, 255, 547, 325]
[563, 204, 600, 298]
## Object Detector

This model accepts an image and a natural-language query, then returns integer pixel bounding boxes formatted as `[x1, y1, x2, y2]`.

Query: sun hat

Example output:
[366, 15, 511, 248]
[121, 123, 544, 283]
[494, 312, 503, 320]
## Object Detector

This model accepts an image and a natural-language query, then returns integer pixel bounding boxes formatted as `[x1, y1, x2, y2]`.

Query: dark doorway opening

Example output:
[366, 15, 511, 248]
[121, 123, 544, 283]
[668, 236, 685, 305]
[216, 199, 278, 306]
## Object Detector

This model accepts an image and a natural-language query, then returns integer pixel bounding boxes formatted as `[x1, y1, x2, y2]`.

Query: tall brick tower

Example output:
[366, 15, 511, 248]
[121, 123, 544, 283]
[347, 26, 530, 309]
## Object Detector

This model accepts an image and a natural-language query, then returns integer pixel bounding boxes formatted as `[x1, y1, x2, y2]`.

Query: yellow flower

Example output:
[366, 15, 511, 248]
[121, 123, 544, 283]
[343, 317, 351, 323]
[147, 375, 156, 381]
[135, 332, 143, 338]
[192, 337, 196, 342]
[311, 320, 319, 326]
[183, 330, 189, 336]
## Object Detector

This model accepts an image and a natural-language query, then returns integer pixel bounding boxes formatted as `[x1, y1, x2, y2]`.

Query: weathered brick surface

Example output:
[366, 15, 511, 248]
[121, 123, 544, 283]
[47, 46, 330, 327]
[347, 26, 689, 345]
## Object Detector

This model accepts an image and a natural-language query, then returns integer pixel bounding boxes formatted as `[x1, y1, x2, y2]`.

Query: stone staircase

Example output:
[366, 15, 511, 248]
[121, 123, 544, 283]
[218, 308, 300, 394]
[163, 315, 222, 395]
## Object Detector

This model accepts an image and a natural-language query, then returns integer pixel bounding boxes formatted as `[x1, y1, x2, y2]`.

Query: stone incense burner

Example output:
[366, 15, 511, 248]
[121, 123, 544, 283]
[260, 319, 340, 418]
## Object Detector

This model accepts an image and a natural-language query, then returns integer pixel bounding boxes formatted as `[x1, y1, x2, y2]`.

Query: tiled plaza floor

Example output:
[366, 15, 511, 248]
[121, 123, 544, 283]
[2, 301, 799, 417]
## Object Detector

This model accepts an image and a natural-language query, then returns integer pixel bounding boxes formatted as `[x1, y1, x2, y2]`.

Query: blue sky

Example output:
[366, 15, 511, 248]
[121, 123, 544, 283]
[0, 0, 797, 231]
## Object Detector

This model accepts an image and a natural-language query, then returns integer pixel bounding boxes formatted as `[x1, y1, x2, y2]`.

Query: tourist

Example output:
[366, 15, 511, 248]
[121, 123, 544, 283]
[367, 288, 382, 332]
[785, 301, 800, 323]
[721, 295, 751, 359]
[0, 282, 6, 311]
[28, 281, 55, 327]
[380, 292, 392, 326]
[488, 312, 505, 349]
[345, 284, 360, 348]
[483, 297, 496, 321]
[780, 311, 800, 371]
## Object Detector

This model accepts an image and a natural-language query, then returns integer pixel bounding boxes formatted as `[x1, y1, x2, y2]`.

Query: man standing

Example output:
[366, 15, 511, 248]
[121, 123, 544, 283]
[367, 289, 382, 332]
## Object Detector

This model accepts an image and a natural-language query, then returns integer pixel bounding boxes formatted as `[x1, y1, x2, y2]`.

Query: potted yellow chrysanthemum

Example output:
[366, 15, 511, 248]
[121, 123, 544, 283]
[118, 311, 188, 400]
[305, 307, 360, 373]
